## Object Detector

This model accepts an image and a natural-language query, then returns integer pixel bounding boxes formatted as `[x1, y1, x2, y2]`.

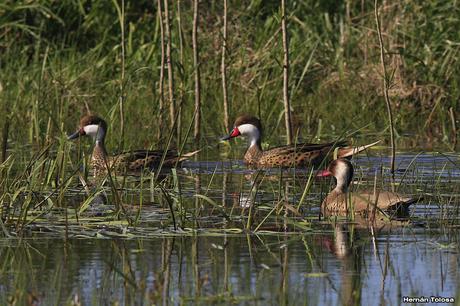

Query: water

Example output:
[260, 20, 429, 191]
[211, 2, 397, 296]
[1, 148, 460, 305]
[1, 228, 458, 305]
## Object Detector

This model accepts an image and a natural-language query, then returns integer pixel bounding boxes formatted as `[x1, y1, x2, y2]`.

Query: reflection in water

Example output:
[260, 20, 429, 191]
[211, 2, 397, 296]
[331, 222, 362, 306]
[0, 229, 458, 305]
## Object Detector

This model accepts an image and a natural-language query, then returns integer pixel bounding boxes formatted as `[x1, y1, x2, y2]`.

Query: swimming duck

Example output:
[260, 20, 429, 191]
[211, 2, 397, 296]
[68, 115, 198, 177]
[222, 115, 379, 168]
[318, 158, 421, 217]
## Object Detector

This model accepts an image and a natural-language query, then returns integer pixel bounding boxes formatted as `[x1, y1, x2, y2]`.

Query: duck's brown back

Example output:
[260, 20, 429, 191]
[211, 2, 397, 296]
[111, 149, 181, 171]
[246, 141, 347, 168]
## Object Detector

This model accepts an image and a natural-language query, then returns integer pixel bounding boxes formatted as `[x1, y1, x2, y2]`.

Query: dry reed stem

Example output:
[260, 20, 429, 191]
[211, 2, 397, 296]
[163, 0, 175, 129]
[449, 107, 457, 148]
[193, 0, 201, 141]
[375, 0, 396, 175]
[119, 0, 125, 144]
[157, 0, 165, 142]
[1, 120, 9, 164]
[221, 0, 230, 132]
[112, 0, 126, 147]
[281, 0, 293, 145]
[176, 0, 184, 144]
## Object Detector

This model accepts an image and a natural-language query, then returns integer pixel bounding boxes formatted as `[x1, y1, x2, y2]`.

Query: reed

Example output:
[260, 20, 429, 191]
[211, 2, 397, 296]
[0, 1, 459, 150]
[374, 0, 396, 175]
[192, 0, 201, 142]
[0, 1, 457, 242]
[281, 0, 293, 145]
[221, 0, 230, 133]
[163, 0, 175, 131]
[176, 0, 185, 144]
[112, 0, 126, 149]
[156, 0, 166, 143]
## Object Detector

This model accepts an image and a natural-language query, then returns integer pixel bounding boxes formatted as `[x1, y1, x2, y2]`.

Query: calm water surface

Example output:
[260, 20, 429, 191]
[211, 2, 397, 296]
[1, 229, 459, 305]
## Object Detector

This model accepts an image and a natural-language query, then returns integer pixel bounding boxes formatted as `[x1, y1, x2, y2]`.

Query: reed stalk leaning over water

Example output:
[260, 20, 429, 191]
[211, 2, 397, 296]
[193, 0, 201, 142]
[163, 0, 175, 130]
[221, 0, 230, 133]
[375, 0, 396, 175]
[157, 0, 166, 143]
[281, 0, 293, 145]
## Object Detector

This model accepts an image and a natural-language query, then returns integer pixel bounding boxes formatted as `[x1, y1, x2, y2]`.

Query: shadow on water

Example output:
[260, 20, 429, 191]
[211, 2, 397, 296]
[1, 147, 460, 304]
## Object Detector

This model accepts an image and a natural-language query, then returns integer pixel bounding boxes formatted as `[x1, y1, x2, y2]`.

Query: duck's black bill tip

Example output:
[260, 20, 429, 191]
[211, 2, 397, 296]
[68, 131, 81, 140]
[220, 135, 232, 141]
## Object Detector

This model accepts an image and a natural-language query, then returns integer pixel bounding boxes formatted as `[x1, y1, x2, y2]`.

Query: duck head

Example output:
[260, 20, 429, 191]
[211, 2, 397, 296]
[68, 115, 107, 143]
[221, 115, 262, 147]
[317, 158, 354, 192]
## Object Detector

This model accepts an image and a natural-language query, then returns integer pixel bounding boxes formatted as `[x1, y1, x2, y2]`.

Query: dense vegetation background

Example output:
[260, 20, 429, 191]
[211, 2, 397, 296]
[1, 0, 459, 152]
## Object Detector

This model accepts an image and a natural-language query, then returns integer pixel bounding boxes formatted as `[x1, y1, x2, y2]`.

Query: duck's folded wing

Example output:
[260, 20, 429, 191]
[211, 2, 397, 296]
[358, 191, 422, 210]
[266, 141, 348, 155]
[113, 149, 179, 164]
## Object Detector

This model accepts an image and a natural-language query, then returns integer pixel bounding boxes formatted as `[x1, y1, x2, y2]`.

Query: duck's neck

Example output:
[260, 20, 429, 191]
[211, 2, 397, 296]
[94, 140, 108, 157]
[90, 139, 110, 178]
[334, 181, 348, 194]
[84, 124, 108, 156]
[249, 138, 262, 151]
[91, 130, 108, 162]
[332, 163, 353, 194]
[248, 134, 261, 149]
[244, 131, 263, 165]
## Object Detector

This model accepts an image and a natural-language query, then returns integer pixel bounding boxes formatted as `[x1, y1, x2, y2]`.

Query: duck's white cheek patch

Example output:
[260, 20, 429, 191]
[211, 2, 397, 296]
[237, 124, 259, 137]
[83, 124, 101, 137]
[237, 124, 260, 146]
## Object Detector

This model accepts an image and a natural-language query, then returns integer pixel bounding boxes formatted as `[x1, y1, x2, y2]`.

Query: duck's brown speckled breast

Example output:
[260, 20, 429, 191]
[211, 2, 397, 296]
[243, 145, 263, 166]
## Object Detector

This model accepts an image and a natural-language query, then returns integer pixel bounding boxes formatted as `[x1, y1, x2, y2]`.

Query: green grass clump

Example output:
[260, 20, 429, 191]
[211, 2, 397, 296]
[0, 0, 459, 150]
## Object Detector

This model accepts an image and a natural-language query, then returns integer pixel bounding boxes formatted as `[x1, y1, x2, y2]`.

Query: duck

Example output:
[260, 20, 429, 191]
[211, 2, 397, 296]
[318, 158, 422, 217]
[221, 115, 379, 168]
[68, 115, 198, 177]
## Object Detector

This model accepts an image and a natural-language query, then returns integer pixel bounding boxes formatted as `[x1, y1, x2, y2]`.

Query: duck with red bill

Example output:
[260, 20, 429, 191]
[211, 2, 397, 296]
[316, 169, 332, 177]
[320, 158, 423, 217]
[220, 114, 380, 168]
[221, 126, 241, 141]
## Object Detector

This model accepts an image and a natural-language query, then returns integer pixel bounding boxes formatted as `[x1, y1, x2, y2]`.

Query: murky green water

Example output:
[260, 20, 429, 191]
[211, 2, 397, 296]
[1, 148, 460, 305]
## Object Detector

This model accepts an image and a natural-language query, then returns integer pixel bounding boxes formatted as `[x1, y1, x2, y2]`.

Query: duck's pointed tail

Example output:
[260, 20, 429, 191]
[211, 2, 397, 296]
[400, 195, 424, 206]
[177, 149, 201, 162]
[338, 140, 381, 158]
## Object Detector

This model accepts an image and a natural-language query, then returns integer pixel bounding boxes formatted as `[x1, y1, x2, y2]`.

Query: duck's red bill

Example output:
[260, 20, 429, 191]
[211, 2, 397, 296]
[221, 127, 241, 140]
[316, 169, 332, 177]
